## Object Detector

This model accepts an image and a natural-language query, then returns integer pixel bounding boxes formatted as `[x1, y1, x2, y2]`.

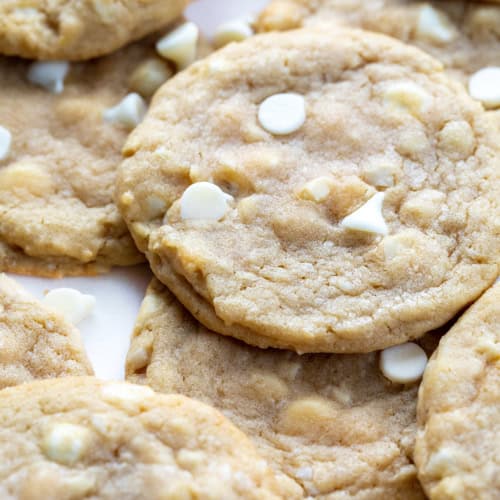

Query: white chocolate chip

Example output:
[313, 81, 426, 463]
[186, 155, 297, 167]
[258, 93, 306, 135]
[180, 182, 233, 221]
[396, 128, 429, 158]
[127, 346, 150, 372]
[438, 121, 475, 160]
[43, 288, 96, 325]
[426, 448, 463, 476]
[299, 177, 332, 202]
[416, 5, 456, 44]
[103, 93, 147, 130]
[146, 195, 167, 218]
[177, 449, 206, 470]
[363, 161, 400, 188]
[128, 58, 173, 98]
[213, 19, 254, 48]
[384, 82, 431, 118]
[295, 467, 313, 481]
[101, 382, 155, 412]
[468, 67, 500, 108]
[382, 233, 414, 260]
[42, 423, 92, 465]
[0, 126, 12, 160]
[120, 191, 135, 206]
[340, 192, 388, 236]
[208, 57, 232, 74]
[27, 61, 69, 94]
[400, 189, 445, 225]
[0, 162, 54, 196]
[234, 471, 255, 490]
[379, 343, 428, 383]
[61, 473, 97, 497]
[156, 22, 199, 70]
[139, 294, 164, 318]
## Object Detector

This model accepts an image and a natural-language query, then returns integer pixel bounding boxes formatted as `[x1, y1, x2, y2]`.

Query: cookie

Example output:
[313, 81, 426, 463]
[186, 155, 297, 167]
[414, 284, 500, 499]
[117, 28, 499, 353]
[0, 0, 187, 61]
[0, 38, 161, 276]
[0, 376, 287, 499]
[256, 1, 500, 89]
[0, 274, 92, 389]
[0, 18, 212, 277]
[125, 280, 445, 498]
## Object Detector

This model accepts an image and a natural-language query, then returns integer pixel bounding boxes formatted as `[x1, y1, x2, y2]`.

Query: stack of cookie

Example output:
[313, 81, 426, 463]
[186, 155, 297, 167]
[0, 1, 498, 498]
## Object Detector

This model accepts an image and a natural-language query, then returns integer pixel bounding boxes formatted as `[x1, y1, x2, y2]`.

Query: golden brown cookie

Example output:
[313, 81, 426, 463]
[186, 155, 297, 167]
[125, 280, 446, 498]
[117, 28, 499, 353]
[0, 376, 287, 499]
[257, 1, 500, 89]
[0, 39, 160, 276]
[0, 0, 187, 61]
[414, 284, 500, 499]
[0, 17, 216, 277]
[0, 274, 92, 389]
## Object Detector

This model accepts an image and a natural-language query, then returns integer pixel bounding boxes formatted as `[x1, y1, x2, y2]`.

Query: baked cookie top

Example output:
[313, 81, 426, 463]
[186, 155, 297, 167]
[414, 284, 500, 499]
[126, 279, 444, 498]
[0, 38, 164, 276]
[0, 376, 286, 499]
[0, 274, 92, 389]
[117, 28, 499, 353]
[257, 1, 500, 87]
[0, 0, 187, 61]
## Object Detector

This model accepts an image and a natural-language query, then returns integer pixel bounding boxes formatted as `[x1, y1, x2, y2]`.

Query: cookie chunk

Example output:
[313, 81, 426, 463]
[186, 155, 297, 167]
[0, 376, 286, 499]
[0, 274, 92, 389]
[414, 284, 500, 499]
[125, 280, 445, 498]
[0, 39, 162, 276]
[117, 28, 499, 352]
[0, 0, 187, 61]
[257, 1, 500, 92]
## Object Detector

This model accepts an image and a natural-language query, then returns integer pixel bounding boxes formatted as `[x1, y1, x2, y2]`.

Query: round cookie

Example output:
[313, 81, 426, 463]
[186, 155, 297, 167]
[256, 1, 500, 88]
[0, 41, 157, 276]
[117, 28, 500, 353]
[0, 274, 92, 389]
[414, 284, 500, 499]
[0, 377, 286, 499]
[0, 0, 187, 61]
[126, 279, 444, 498]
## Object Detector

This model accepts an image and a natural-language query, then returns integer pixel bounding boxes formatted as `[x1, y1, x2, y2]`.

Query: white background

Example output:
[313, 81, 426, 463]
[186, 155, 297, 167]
[12, 0, 269, 380]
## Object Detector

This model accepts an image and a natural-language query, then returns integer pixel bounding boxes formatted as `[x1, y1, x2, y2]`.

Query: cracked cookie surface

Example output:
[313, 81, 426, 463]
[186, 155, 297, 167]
[0, 0, 187, 61]
[117, 28, 499, 352]
[414, 284, 500, 499]
[125, 279, 445, 498]
[0, 376, 287, 499]
[0, 274, 92, 389]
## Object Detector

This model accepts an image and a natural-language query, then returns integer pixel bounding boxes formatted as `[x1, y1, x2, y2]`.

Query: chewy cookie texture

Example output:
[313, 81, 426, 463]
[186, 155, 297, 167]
[0, 274, 92, 389]
[0, 377, 287, 499]
[126, 280, 442, 498]
[0, 18, 212, 277]
[0, 1, 498, 498]
[0, 0, 188, 61]
[117, 27, 500, 353]
[0, 39, 157, 276]
[415, 284, 500, 499]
